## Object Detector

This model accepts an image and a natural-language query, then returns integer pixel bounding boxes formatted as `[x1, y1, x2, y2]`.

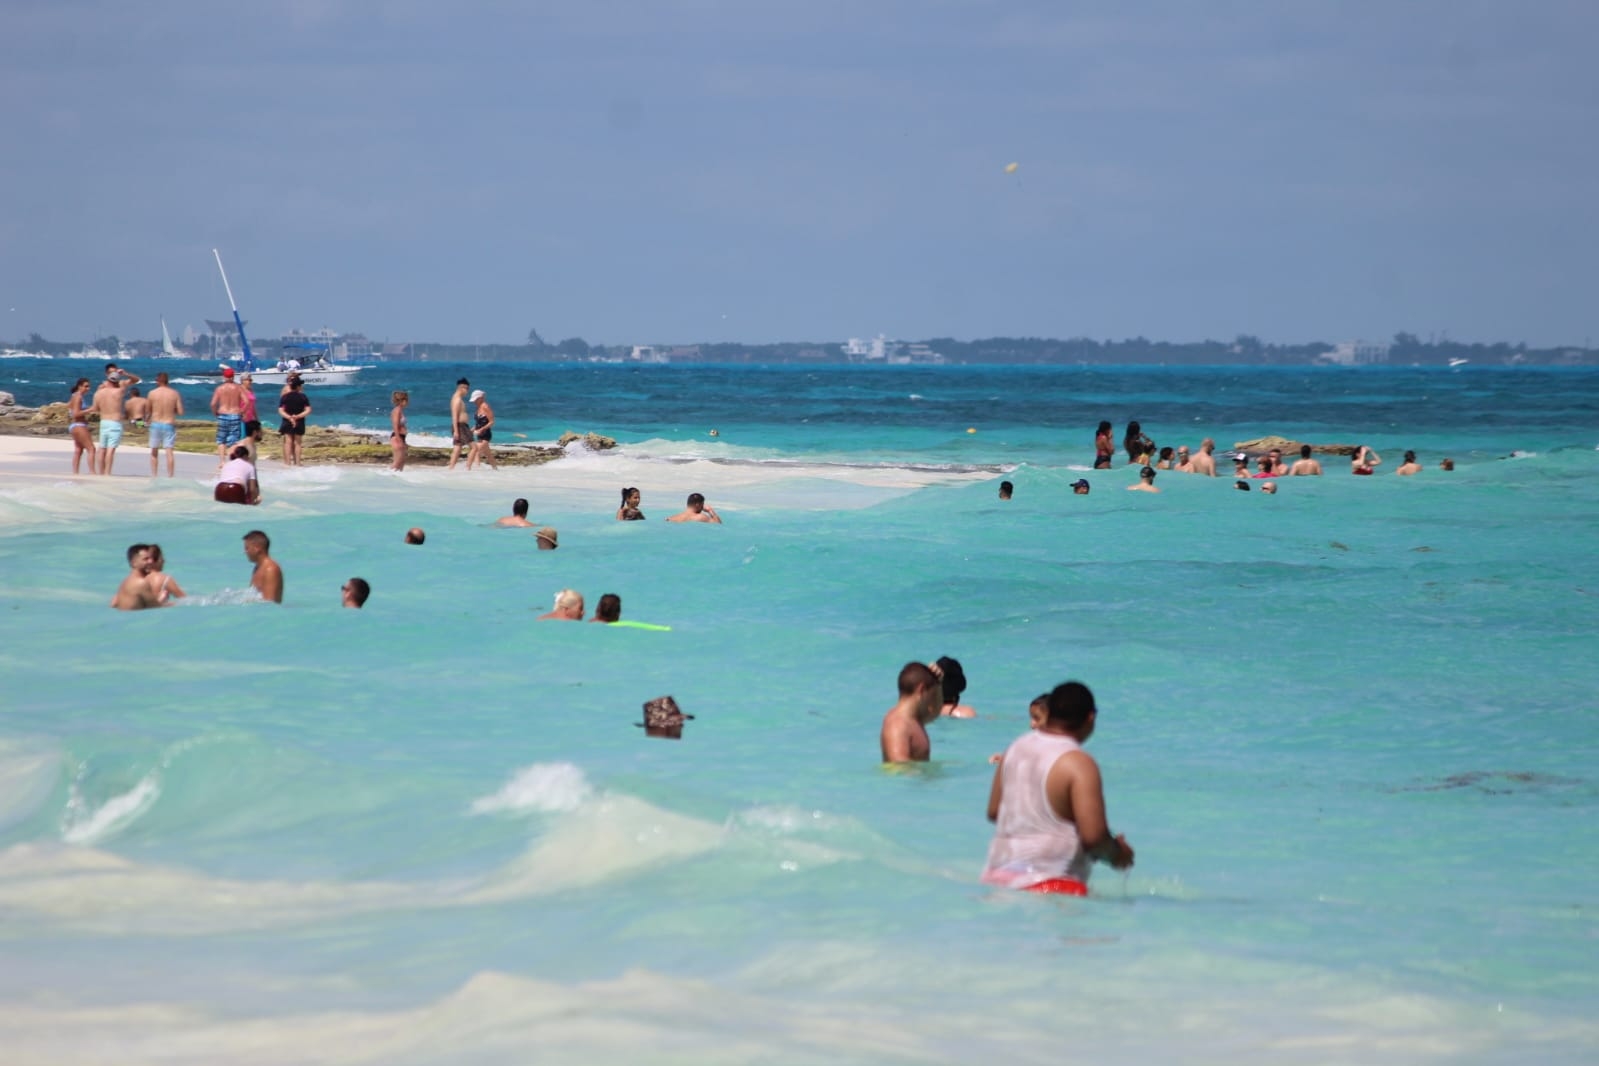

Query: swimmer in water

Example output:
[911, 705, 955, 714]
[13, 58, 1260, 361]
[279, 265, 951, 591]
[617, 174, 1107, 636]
[1396, 450, 1423, 476]
[880, 660, 943, 763]
[982, 680, 1134, 894]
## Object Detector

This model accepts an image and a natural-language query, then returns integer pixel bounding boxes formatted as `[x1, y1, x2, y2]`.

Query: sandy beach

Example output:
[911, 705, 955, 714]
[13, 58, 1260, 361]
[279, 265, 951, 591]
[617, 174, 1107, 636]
[0, 434, 220, 481]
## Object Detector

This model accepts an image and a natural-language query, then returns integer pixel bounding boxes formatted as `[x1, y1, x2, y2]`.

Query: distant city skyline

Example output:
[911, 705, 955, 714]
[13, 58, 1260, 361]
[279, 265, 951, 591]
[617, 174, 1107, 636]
[3, 2, 1595, 347]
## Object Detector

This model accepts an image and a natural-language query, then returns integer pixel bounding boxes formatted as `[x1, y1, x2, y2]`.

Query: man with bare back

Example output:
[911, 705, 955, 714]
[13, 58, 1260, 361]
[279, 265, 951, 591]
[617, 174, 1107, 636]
[93, 363, 141, 475]
[146, 372, 185, 477]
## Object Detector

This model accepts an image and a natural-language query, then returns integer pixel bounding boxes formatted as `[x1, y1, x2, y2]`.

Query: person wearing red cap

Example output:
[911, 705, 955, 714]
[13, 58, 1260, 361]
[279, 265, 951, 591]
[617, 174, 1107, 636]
[210, 368, 246, 467]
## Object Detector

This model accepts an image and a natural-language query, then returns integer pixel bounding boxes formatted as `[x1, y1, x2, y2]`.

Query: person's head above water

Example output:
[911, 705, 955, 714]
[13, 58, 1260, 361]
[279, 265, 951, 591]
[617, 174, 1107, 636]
[511, 498, 529, 519]
[405, 527, 425, 544]
[935, 656, 967, 705]
[1071, 479, 1090, 494]
[342, 577, 370, 608]
[1300, 444, 1313, 459]
[1045, 680, 1097, 737]
[998, 480, 1013, 499]
[594, 593, 621, 622]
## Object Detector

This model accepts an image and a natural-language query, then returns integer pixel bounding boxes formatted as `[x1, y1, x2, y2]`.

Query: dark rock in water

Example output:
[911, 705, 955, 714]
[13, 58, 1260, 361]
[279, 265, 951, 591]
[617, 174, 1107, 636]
[1234, 435, 1361, 457]
[556, 431, 617, 451]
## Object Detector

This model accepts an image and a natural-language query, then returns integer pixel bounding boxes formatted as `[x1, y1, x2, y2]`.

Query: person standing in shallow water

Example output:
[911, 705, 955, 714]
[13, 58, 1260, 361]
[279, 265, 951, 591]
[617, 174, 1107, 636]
[880, 661, 944, 763]
[983, 680, 1134, 895]
[242, 530, 283, 603]
[617, 487, 644, 520]
[1123, 420, 1153, 465]
[1093, 421, 1115, 469]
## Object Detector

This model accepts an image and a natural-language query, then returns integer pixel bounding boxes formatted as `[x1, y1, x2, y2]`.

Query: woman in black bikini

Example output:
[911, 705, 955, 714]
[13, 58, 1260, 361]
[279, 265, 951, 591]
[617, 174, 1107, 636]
[466, 389, 496, 471]
[390, 390, 409, 472]
[617, 486, 644, 521]
[68, 378, 97, 475]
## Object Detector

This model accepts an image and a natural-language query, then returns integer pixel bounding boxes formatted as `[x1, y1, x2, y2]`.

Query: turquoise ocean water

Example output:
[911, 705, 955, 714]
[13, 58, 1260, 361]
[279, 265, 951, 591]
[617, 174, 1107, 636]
[1, 359, 1596, 1063]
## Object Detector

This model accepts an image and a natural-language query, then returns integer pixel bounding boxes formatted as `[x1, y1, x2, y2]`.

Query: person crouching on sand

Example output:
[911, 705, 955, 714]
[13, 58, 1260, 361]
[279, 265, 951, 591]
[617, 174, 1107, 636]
[215, 445, 260, 505]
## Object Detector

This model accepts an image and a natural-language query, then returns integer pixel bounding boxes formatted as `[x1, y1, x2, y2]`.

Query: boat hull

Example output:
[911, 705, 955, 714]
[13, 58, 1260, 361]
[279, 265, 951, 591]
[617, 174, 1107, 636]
[221, 365, 370, 386]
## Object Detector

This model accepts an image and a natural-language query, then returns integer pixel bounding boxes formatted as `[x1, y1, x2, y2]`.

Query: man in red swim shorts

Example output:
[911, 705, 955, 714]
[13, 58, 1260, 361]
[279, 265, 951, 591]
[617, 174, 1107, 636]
[982, 680, 1134, 896]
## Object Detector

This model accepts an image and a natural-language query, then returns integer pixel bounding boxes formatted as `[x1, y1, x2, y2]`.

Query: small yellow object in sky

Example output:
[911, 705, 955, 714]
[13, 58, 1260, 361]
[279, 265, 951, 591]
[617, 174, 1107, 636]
[1004, 162, 1019, 174]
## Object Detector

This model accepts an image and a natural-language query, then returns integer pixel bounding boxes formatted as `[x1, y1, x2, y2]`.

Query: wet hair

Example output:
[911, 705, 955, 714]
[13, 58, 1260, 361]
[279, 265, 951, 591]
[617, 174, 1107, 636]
[1125, 420, 1141, 436]
[512, 497, 529, 518]
[126, 542, 149, 564]
[1158, 447, 1174, 462]
[405, 528, 426, 544]
[1140, 466, 1155, 480]
[1045, 681, 1097, 729]
[1235, 479, 1251, 491]
[1096, 421, 1112, 435]
[243, 530, 270, 552]
[1301, 444, 1313, 458]
[1441, 458, 1455, 471]
[935, 656, 967, 704]
[621, 486, 639, 504]
[687, 492, 705, 507]
[595, 593, 621, 622]
[897, 661, 938, 697]
[999, 480, 1013, 497]
[345, 577, 370, 607]
[1404, 450, 1416, 463]
[147, 543, 165, 568]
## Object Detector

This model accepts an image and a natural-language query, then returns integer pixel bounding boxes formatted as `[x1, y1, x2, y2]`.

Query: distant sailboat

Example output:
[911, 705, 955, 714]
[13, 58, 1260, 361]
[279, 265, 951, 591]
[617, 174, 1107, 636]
[160, 317, 183, 358]
[1448, 357, 1469, 368]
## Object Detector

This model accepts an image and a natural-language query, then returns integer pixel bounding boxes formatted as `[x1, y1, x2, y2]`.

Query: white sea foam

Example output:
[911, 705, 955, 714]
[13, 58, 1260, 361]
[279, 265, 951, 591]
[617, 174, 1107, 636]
[61, 771, 161, 845]
[469, 762, 592, 815]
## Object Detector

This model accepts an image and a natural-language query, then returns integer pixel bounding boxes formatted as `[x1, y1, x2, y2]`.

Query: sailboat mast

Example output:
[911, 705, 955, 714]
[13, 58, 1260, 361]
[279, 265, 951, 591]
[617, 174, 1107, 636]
[212, 249, 256, 369]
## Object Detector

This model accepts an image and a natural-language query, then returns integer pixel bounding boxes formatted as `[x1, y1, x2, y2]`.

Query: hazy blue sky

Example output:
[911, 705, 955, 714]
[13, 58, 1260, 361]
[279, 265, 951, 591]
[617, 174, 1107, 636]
[3, 1, 1595, 346]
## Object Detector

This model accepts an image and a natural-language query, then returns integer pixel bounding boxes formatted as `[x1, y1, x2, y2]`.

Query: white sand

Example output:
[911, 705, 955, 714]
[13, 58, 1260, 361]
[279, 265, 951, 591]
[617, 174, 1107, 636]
[0, 435, 219, 481]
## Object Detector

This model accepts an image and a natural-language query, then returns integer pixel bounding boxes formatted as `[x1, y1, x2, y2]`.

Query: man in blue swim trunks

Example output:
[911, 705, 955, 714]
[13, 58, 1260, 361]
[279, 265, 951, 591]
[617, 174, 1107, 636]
[91, 363, 140, 476]
[145, 372, 184, 477]
[210, 367, 245, 467]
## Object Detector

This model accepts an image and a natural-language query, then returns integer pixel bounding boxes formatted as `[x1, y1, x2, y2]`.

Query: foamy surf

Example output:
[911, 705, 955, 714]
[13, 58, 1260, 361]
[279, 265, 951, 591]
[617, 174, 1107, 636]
[469, 762, 593, 815]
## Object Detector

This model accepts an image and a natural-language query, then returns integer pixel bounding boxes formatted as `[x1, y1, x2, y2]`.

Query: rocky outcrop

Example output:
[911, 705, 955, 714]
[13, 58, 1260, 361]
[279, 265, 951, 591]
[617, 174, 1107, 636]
[555, 431, 618, 451]
[1233, 435, 1360, 457]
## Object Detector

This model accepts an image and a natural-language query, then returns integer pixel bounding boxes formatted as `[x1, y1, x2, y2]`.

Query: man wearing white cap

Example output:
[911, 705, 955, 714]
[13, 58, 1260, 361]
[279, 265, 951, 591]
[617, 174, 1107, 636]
[466, 388, 497, 471]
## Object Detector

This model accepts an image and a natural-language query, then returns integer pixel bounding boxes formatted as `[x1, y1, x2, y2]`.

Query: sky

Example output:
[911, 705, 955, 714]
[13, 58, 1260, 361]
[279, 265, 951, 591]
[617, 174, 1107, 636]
[2, 0, 1596, 347]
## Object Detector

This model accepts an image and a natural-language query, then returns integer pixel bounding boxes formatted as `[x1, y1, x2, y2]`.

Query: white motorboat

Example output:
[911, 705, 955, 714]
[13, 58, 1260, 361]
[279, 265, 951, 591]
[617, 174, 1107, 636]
[220, 357, 370, 386]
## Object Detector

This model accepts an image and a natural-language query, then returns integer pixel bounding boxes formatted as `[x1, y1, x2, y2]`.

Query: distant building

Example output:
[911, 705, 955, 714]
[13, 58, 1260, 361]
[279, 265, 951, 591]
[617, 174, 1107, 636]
[842, 334, 944, 364]
[1321, 340, 1390, 367]
[630, 345, 669, 364]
